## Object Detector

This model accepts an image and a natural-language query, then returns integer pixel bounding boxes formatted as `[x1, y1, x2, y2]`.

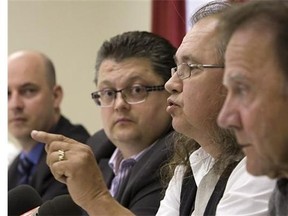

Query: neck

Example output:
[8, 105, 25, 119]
[18, 136, 38, 152]
[114, 141, 149, 159]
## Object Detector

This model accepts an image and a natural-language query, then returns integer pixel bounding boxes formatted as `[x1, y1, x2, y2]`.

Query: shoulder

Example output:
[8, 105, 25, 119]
[54, 115, 90, 143]
[139, 130, 175, 163]
[225, 157, 276, 194]
[228, 157, 275, 187]
[86, 129, 115, 162]
[217, 157, 276, 215]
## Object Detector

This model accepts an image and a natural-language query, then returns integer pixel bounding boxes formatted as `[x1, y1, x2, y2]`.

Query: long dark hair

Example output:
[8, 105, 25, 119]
[160, 0, 244, 190]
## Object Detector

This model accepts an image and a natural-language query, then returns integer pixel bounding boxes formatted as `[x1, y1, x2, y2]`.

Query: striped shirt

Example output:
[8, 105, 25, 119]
[108, 143, 156, 197]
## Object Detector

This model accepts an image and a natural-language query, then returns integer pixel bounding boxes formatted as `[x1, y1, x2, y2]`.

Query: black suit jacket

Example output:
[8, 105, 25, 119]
[8, 115, 90, 202]
[87, 128, 174, 216]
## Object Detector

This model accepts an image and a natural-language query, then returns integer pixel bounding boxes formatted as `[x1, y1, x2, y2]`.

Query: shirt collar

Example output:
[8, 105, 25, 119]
[189, 147, 216, 186]
[20, 143, 44, 165]
[109, 141, 156, 175]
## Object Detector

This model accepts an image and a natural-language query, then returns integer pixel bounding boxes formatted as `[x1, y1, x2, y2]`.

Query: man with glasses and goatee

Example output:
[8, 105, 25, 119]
[31, 31, 176, 215]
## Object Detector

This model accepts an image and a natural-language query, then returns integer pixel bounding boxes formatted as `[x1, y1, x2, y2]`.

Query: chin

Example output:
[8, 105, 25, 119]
[246, 156, 279, 179]
[10, 130, 30, 140]
[114, 130, 138, 141]
[245, 157, 266, 176]
[171, 118, 190, 135]
[171, 121, 185, 135]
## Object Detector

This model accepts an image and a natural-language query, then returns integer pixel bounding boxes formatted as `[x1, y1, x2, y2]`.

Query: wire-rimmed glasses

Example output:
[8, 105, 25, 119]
[171, 63, 224, 80]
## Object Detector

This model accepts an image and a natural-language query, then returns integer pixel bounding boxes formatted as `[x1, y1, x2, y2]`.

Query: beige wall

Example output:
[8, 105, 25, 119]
[8, 0, 151, 135]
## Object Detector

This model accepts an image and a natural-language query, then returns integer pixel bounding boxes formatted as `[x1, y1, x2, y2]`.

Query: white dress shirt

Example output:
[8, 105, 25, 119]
[156, 148, 276, 216]
[8, 141, 21, 166]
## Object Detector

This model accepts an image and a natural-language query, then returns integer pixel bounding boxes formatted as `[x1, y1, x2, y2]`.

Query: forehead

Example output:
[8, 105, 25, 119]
[224, 25, 277, 82]
[97, 58, 163, 86]
[175, 16, 219, 63]
[8, 54, 47, 87]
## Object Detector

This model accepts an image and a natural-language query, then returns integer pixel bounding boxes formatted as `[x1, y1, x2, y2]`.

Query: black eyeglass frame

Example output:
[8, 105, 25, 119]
[91, 84, 165, 107]
[171, 63, 224, 80]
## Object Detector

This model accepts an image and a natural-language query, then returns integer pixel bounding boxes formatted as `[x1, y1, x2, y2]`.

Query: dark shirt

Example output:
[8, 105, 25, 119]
[269, 178, 288, 216]
[8, 115, 90, 201]
[87, 128, 175, 216]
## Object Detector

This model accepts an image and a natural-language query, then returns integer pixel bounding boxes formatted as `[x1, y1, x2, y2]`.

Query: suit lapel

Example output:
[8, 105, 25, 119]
[99, 159, 114, 188]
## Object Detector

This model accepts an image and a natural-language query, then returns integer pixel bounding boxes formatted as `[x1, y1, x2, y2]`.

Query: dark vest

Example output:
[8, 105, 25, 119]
[180, 161, 239, 216]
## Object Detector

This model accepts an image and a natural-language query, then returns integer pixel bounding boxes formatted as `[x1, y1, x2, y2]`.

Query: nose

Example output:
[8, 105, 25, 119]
[165, 73, 182, 94]
[8, 91, 24, 110]
[217, 97, 241, 131]
[113, 92, 130, 110]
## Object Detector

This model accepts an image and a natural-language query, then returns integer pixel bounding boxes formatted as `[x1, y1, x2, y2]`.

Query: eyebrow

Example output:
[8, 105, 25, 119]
[174, 55, 201, 65]
[21, 82, 38, 87]
[223, 72, 248, 86]
[98, 76, 152, 87]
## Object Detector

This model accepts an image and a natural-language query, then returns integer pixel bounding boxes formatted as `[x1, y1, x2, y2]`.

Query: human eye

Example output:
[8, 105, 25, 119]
[20, 86, 39, 98]
[230, 82, 250, 98]
[100, 88, 115, 99]
[188, 64, 202, 75]
[129, 85, 146, 95]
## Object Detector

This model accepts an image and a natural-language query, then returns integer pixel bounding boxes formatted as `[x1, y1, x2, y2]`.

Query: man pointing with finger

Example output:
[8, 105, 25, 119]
[8, 50, 90, 201]
[32, 31, 176, 215]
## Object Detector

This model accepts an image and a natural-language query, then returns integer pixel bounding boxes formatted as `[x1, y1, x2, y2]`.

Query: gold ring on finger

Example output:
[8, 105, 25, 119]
[58, 149, 65, 162]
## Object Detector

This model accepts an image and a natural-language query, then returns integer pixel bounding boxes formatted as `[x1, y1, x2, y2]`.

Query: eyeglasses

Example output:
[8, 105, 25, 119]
[91, 84, 165, 107]
[171, 63, 224, 80]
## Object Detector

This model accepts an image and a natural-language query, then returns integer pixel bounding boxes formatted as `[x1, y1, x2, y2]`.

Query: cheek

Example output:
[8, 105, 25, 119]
[138, 98, 171, 131]
[100, 109, 114, 136]
[257, 108, 288, 164]
[182, 86, 198, 116]
[26, 97, 52, 115]
[182, 86, 224, 123]
[143, 100, 170, 123]
[243, 105, 275, 160]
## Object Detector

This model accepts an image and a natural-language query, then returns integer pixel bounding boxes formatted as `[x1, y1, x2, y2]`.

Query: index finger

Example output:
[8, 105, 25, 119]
[31, 130, 66, 145]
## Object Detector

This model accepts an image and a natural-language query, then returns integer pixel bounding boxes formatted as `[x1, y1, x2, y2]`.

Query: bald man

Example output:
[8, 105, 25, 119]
[8, 50, 90, 201]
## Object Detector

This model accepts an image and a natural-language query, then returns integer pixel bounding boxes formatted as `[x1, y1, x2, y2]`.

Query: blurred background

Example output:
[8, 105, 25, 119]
[8, 0, 211, 138]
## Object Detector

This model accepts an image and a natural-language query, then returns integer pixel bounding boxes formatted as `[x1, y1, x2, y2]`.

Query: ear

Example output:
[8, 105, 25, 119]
[52, 85, 63, 109]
